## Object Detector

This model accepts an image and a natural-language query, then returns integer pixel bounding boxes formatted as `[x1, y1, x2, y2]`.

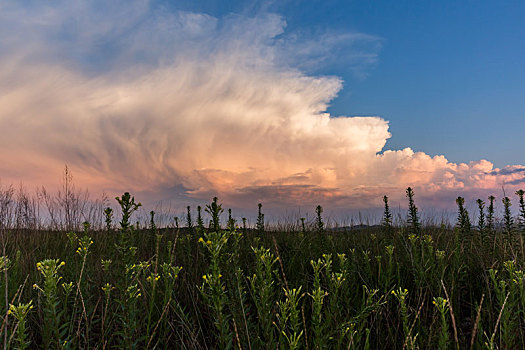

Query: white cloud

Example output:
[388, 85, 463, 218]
[0, 0, 522, 210]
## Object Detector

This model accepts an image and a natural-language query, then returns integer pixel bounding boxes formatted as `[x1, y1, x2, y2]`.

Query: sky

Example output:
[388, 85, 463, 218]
[1, 0, 524, 215]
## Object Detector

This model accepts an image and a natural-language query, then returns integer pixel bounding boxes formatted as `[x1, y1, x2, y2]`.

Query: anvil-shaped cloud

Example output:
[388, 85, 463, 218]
[0, 0, 523, 210]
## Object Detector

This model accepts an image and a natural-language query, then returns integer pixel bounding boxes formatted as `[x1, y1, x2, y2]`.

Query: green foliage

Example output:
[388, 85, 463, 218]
[149, 210, 157, 232]
[186, 205, 193, 230]
[487, 195, 496, 234]
[249, 246, 278, 347]
[477, 199, 485, 234]
[455, 196, 471, 237]
[432, 297, 450, 350]
[392, 287, 416, 348]
[3, 191, 525, 348]
[502, 196, 514, 238]
[315, 205, 324, 233]
[227, 208, 235, 231]
[104, 207, 113, 232]
[310, 258, 328, 348]
[9, 301, 33, 350]
[35, 258, 66, 348]
[516, 190, 525, 232]
[276, 287, 304, 350]
[256, 203, 265, 233]
[199, 229, 232, 348]
[406, 187, 420, 236]
[197, 205, 204, 231]
[382, 195, 393, 233]
[242, 217, 247, 234]
[115, 192, 142, 231]
[205, 197, 223, 233]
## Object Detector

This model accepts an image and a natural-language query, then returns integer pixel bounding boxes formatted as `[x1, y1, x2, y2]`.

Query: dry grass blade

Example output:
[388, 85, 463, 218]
[489, 292, 510, 348]
[232, 318, 242, 350]
[402, 299, 425, 350]
[0, 275, 28, 338]
[146, 297, 172, 349]
[441, 280, 459, 350]
[470, 293, 484, 349]
[272, 236, 289, 291]
[302, 305, 309, 350]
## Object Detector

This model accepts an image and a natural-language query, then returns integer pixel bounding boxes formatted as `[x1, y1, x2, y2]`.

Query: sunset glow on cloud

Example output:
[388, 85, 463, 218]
[1, 0, 524, 210]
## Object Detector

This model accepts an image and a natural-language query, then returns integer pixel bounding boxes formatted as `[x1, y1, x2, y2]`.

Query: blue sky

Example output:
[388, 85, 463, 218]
[169, 0, 525, 167]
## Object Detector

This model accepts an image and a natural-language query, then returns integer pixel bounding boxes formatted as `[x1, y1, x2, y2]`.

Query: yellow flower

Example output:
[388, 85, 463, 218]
[206, 240, 212, 245]
[198, 237, 205, 243]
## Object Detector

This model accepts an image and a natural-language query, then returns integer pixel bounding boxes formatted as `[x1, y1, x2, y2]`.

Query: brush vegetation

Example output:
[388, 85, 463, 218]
[0, 176, 525, 348]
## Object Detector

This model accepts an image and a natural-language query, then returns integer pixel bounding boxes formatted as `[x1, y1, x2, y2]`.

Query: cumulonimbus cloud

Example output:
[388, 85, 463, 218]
[0, 0, 523, 210]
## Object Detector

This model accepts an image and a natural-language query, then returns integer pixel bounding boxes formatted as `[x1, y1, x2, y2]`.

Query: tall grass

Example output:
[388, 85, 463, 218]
[0, 185, 525, 348]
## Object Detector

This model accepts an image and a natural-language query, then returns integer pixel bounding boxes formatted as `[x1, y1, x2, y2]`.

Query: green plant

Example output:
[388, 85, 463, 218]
[115, 192, 142, 232]
[382, 195, 393, 233]
[516, 190, 525, 232]
[34, 259, 66, 348]
[227, 208, 235, 231]
[205, 197, 223, 233]
[242, 217, 247, 234]
[276, 287, 304, 350]
[256, 203, 265, 233]
[118, 265, 143, 348]
[104, 207, 113, 232]
[477, 199, 485, 235]
[487, 195, 496, 234]
[149, 210, 157, 232]
[310, 258, 328, 349]
[315, 205, 324, 233]
[199, 229, 232, 348]
[406, 187, 420, 237]
[8, 190, 525, 348]
[487, 268, 514, 349]
[382, 245, 395, 292]
[433, 297, 450, 350]
[502, 196, 513, 239]
[249, 246, 278, 347]
[9, 301, 33, 350]
[197, 205, 204, 231]
[158, 261, 183, 344]
[186, 206, 193, 230]
[455, 197, 471, 237]
[392, 287, 417, 349]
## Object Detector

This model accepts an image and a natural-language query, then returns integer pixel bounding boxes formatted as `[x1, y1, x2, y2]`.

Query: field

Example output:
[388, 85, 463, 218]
[1, 185, 525, 349]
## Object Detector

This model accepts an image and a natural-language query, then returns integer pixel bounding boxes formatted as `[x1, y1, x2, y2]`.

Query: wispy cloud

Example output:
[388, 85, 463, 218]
[0, 0, 523, 210]
[490, 167, 525, 176]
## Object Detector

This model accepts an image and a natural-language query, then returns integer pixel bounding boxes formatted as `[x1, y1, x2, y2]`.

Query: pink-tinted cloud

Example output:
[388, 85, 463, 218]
[0, 0, 523, 211]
